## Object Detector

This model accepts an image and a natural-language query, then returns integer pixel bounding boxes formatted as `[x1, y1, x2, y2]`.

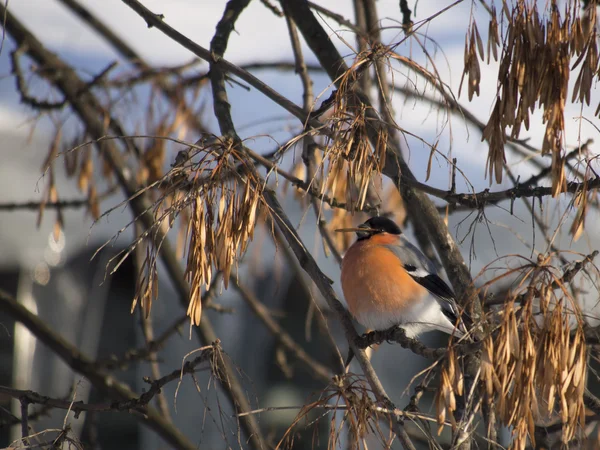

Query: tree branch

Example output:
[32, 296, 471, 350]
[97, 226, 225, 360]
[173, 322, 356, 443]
[0, 348, 213, 415]
[0, 7, 265, 448]
[0, 288, 197, 450]
[278, 5, 481, 447]
[231, 278, 332, 382]
[412, 169, 600, 208]
[188, 0, 415, 446]
[0, 199, 89, 211]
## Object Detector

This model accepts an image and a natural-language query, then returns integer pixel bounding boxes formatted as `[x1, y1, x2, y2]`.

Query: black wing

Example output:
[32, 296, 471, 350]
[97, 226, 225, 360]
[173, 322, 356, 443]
[382, 236, 469, 332]
[404, 265, 454, 300]
[404, 265, 463, 325]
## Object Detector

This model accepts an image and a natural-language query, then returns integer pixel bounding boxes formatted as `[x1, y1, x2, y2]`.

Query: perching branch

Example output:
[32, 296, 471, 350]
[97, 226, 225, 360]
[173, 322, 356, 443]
[353, 326, 482, 361]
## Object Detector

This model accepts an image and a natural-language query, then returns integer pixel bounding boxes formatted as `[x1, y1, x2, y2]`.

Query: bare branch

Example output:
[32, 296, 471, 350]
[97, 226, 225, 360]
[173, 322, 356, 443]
[0, 199, 89, 211]
[0, 348, 213, 415]
[20, 398, 29, 445]
[0, 7, 266, 448]
[0, 287, 197, 450]
[231, 278, 332, 382]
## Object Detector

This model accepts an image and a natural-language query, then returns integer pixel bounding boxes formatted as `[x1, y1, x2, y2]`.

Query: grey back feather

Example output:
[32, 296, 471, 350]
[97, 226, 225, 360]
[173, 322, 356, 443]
[379, 235, 461, 319]
[384, 234, 437, 277]
[384, 235, 437, 276]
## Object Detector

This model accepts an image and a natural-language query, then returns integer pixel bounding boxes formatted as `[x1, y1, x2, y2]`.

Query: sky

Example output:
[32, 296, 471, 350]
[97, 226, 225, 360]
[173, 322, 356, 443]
[2, 0, 597, 175]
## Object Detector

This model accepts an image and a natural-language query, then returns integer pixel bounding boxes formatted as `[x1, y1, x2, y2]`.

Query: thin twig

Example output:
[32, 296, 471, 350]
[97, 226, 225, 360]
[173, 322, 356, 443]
[409, 173, 600, 208]
[94, 314, 187, 370]
[231, 278, 332, 382]
[0, 199, 89, 211]
[267, 218, 345, 373]
[20, 398, 29, 444]
[0, 348, 213, 415]
[284, 9, 345, 263]
[236, 402, 446, 424]
[0, 287, 197, 450]
[135, 222, 172, 422]
[0, 7, 266, 448]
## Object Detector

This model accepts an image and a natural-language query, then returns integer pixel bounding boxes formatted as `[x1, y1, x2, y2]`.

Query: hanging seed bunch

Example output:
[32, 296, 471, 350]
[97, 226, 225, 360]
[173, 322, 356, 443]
[468, 1, 599, 189]
[434, 346, 465, 435]
[278, 375, 390, 450]
[131, 136, 264, 325]
[474, 254, 587, 449]
[11, 45, 101, 238]
[39, 129, 106, 241]
[569, 154, 600, 241]
[459, 19, 485, 102]
[318, 52, 388, 213]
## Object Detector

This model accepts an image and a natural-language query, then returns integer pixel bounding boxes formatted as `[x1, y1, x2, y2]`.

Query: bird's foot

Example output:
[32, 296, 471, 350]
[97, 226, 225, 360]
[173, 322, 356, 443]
[389, 325, 407, 343]
[354, 332, 371, 349]
[345, 330, 386, 368]
[345, 327, 410, 368]
[356, 329, 389, 349]
[344, 348, 355, 369]
[356, 327, 406, 348]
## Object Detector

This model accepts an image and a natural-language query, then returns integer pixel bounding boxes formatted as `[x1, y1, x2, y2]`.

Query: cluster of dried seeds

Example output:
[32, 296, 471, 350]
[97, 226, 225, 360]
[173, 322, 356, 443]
[184, 175, 261, 325]
[279, 375, 390, 450]
[130, 137, 263, 325]
[318, 56, 388, 214]
[435, 347, 464, 433]
[459, 255, 588, 449]
[470, 1, 599, 189]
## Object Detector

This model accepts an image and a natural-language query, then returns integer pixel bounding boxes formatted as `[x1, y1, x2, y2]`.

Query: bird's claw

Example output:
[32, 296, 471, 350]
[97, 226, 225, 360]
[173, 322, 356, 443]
[345, 331, 380, 368]
[390, 325, 407, 343]
[345, 327, 408, 368]
[344, 348, 355, 369]
[355, 332, 371, 349]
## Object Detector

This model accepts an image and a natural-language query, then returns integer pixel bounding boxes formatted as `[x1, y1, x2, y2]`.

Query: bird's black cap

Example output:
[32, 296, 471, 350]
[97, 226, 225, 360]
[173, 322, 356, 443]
[356, 216, 402, 239]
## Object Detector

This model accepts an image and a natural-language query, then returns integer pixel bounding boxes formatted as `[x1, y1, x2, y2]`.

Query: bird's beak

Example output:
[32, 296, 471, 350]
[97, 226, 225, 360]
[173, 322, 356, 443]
[334, 227, 367, 233]
[335, 224, 374, 239]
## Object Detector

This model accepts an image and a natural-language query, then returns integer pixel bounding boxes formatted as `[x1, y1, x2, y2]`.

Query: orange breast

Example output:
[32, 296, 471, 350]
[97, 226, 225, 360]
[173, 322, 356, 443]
[340, 238, 427, 324]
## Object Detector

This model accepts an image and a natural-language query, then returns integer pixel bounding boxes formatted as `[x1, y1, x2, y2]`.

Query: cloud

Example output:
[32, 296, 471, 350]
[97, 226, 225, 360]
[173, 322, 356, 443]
[0, 104, 33, 134]
[9, 0, 293, 64]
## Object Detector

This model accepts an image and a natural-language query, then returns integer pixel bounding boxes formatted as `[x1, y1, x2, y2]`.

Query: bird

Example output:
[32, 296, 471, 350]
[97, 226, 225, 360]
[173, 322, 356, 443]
[338, 216, 467, 339]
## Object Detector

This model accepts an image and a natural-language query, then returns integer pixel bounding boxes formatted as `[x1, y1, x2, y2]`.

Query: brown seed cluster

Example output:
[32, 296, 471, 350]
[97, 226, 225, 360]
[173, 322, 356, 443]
[435, 347, 464, 433]
[131, 137, 263, 325]
[318, 56, 388, 215]
[570, 185, 590, 241]
[279, 375, 391, 450]
[459, 21, 485, 102]
[38, 131, 105, 241]
[437, 254, 588, 449]
[473, 1, 599, 189]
